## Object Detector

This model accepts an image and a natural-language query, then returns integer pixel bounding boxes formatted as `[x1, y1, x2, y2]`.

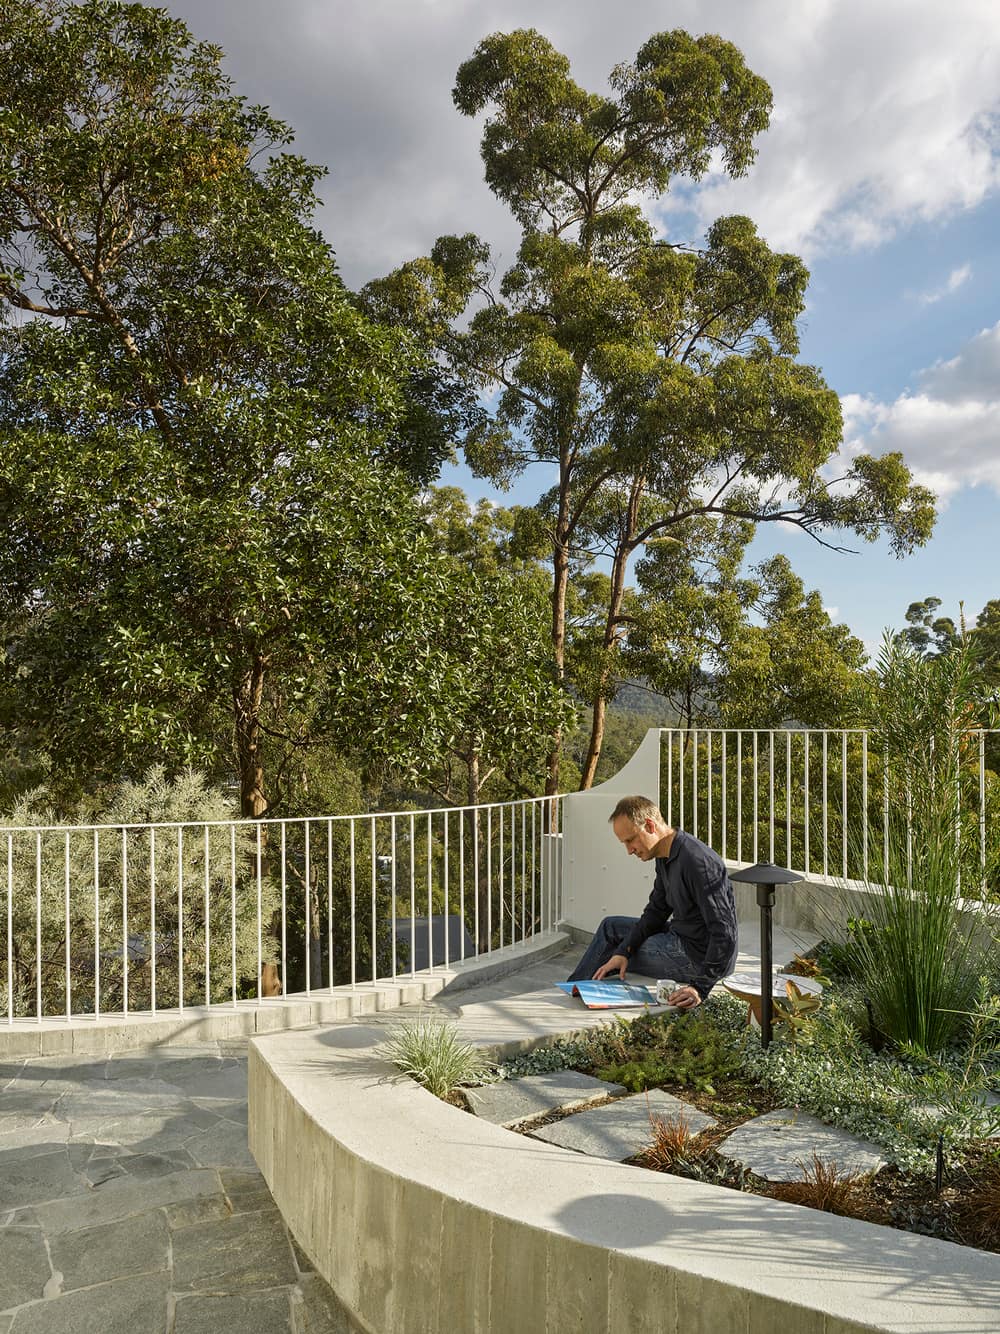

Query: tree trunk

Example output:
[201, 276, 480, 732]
[580, 476, 645, 789]
[234, 655, 268, 818]
[545, 525, 571, 798]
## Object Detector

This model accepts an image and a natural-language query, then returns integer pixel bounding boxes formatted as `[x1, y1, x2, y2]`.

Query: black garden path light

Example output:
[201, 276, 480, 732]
[729, 862, 804, 1049]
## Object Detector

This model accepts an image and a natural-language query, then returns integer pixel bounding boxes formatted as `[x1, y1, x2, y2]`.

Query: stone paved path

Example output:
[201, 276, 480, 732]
[0, 1045, 354, 1333]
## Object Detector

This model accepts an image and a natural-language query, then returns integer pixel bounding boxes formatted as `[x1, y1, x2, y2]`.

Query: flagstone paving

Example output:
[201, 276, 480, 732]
[0, 1045, 358, 1333]
[530, 1089, 718, 1160]
[464, 1069, 625, 1125]
[716, 1107, 887, 1182]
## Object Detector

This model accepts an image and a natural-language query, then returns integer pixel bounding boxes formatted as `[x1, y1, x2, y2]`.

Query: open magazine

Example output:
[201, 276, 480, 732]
[554, 979, 660, 1009]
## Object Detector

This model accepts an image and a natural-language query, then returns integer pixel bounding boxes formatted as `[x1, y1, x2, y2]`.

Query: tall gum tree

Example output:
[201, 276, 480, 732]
[365, 28, 935, 793]
[0, 0, 468, 816]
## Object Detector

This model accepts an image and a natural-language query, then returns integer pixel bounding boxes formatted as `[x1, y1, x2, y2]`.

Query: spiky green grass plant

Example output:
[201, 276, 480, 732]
[380, 1014, 489, 1098]
[833, 634, 999, 1054]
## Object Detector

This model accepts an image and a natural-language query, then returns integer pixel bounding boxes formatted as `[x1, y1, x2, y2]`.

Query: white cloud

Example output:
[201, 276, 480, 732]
[910, 263, 973, 305]
[163, 0, 1000, 283]
[838, 322, 1000, 499]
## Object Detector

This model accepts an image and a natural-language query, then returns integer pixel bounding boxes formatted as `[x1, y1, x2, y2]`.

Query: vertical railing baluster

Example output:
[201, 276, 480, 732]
[531, 802, 537, 940]
[842, 731, 849, 878]
[459, 810, 467, 961]
[122, 828, 129, 1016]
[280, 822, 288, 996]
[862, 731, 869, 883]
[785, 732, 792, 868]
[390, 814, 398, 978]
[334, 816, 344, 997]
[442, 812, 450, 968]
[822, 731, 829, 878]
[883, 746, 890, 878]
[666, 731, 674, 821]
[7, 835, 13, 1023]
[803, 735, 810, 876]
[486, 806, 493, 951]
[230, 824, 238, 1008]
[721, 732, 728, 861]
[736, 732, 743, 863]
[255, 823, 262, 1001]
[203, 825, 211, 1007]
[773, 731, 778, 864]
[149, 828, 156, 1016]
[35, 832, 42, 1021]
[408, 812, 416, 978]
[370, 816, 378, 984]
[525, 800, 533, 939]
[64, 832, 71, 1020]
[498, 806, 504, 950]
[473, 809, 480, 953]
[980, 731, 987, 895]
[346, 819, 353, 990]
[706, 731, 713, 848]
[176, 827, 183, 1012]
[679, 732, 685, 830]
[691, 728, 698, 839]
[304, 821, 312, 995]
[752, 732, 759, 864]
[426, 812, 433, 972]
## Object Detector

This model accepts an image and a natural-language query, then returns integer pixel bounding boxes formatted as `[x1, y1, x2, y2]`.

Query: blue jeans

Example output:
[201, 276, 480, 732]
[567, 915, 697, 984]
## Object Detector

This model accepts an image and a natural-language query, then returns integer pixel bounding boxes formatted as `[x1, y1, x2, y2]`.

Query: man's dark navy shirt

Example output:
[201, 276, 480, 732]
[621, 830, 738, 999]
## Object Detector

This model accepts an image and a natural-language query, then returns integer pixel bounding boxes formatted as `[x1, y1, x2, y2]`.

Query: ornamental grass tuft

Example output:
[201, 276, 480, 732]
[380, 1014, 489, 1099]
[831, 634, 999, 1055]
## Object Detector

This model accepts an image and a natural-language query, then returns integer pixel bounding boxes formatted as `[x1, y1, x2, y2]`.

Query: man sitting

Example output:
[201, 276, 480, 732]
[567, 794, 738, 1010]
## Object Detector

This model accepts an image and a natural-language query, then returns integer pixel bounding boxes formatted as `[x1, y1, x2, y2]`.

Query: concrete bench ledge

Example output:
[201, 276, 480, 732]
[0, 931, 571, 1057]
[249, 1000, 1000, 1334]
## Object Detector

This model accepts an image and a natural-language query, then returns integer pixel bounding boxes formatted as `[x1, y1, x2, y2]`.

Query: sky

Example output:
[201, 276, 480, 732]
[166, 0, 1000, 657]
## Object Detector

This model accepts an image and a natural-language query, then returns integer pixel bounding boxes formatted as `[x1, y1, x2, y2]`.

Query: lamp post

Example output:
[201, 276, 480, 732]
[729, 861, 804, 1048]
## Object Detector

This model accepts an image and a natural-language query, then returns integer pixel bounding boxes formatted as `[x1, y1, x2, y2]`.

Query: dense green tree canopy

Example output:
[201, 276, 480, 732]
[365, 28, 936, 791]
[0, 0, 548, 816]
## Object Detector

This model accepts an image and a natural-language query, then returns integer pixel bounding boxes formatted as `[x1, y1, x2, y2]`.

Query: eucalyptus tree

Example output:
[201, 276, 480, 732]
[0, 0, 464, 815]
[365, 28, 936, 791]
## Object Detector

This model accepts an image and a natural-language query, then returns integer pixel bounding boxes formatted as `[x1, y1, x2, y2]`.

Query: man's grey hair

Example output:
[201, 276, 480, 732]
[608, 795, 664, 827]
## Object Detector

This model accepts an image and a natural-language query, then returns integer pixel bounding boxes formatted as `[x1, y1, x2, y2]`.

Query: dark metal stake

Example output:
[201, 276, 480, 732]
[758, 883, 775, 1049]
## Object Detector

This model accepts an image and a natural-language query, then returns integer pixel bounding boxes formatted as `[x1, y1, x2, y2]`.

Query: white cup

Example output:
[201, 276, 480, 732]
[656, 978, 679, 1004]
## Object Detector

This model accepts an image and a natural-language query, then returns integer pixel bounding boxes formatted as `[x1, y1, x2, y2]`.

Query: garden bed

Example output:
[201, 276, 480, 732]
[461, 980, 1000, 1255]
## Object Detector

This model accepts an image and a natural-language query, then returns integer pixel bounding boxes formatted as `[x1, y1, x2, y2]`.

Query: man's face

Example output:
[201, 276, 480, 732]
[612, 814, 660, 860]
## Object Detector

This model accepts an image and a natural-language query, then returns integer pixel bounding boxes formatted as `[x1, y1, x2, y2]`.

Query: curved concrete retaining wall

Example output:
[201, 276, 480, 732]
[249, 1019, 1000, 1334]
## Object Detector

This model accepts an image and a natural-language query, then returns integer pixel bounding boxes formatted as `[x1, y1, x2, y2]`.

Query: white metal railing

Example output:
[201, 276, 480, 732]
[0, 795, 564, 1023]
[661, 728, 999, 893]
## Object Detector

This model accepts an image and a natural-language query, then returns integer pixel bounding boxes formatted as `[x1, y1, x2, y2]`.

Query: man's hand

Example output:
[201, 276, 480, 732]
[667, 985, 701, 1010]
[594, 954, 628, 981]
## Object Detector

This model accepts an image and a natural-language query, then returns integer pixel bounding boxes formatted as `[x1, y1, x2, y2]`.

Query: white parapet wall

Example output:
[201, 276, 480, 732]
[249, 1014, 1000, 1334]
[560, 727, 664, 934]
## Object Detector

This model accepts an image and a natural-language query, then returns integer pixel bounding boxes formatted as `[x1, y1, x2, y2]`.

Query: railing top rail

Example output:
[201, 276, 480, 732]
[0, 791, 564, 838]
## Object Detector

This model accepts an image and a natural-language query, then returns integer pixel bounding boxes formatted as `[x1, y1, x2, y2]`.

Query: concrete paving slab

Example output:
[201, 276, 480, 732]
[717, 1108, 887, 1182]
[0, 1226, 51, 1310]
[48, 1209, 170, 1292]
[173, 1288, 294, 1333]
[465, 1070, 624, 1126]
[530, 1090, 717, 1160]
[171, 1209, 298, 1292]
[7, 1272, 169, 1334]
